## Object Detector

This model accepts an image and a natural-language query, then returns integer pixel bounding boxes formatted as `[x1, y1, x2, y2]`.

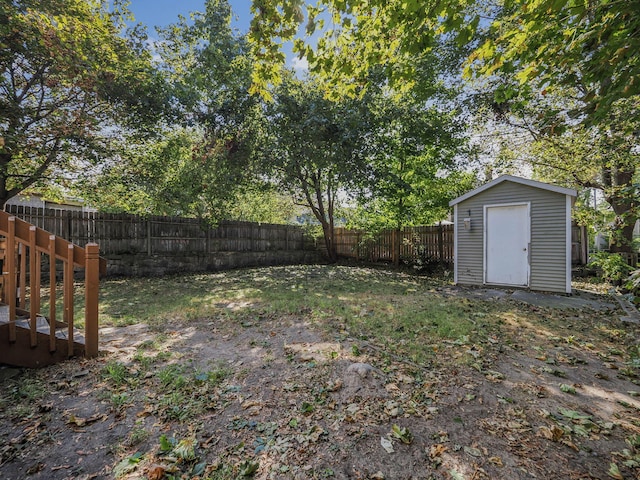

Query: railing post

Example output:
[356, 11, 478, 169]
[49, 235, 56, 352]
[7, 217, 16, 342]
[19, 242, 26, 308]
[84, 243, 100, 358]
[65, 244, 74, 357]
[29, 226, 38, 348]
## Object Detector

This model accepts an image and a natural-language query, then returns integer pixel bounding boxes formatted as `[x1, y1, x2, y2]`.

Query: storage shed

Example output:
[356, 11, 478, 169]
[449, 175, 577, 293]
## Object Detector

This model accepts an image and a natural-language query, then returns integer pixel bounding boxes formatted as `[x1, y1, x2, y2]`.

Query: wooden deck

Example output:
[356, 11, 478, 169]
[0, 210, 102, 368]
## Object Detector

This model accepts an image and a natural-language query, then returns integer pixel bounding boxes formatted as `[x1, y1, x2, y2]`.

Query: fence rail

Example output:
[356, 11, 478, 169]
[5, 206, 309, 256]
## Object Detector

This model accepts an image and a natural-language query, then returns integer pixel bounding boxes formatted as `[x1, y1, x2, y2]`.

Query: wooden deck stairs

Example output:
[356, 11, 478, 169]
[0, 210, 105, 368]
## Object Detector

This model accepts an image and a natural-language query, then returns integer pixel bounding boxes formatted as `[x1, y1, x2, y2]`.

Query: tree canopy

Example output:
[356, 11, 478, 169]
[467, 0, 640, 124]
[247, 0, 639, 252]
[257, 76, 370, 261]
[350, 91, 472, 231]
[0, 0, 169, 205]
[248, 0, 640, 123]
[79, 0, 272, 222]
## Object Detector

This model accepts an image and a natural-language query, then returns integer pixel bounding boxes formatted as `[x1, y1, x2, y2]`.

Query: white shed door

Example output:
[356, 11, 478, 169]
[485, 204, 529, 286]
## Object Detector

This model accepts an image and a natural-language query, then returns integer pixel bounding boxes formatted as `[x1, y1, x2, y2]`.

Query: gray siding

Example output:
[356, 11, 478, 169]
[455, 182, 569, 293]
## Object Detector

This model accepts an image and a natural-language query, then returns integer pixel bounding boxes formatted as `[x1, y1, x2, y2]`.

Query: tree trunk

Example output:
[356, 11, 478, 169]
[604, 168, 637, 255]
[609, 220, 637, 254]
[0, 152, 11, 207]
[322, 220, 337, 263]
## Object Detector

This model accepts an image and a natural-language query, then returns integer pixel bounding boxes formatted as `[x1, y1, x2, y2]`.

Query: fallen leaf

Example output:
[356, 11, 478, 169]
[538, 425, 564, 441]
[66, 413, 107, 427]
[559, 409, 591, 421]
[608, 462, 623, 479]
[174, 438, 197, 461]
[26, 463, 44, 474]
[449, 468, 465, 480]
[485, 370, 505, 382]
[391, 424, 413, 444]
[561, 439, 579, 451]
[112, 452, 143, 478]
[464, 446, 482, 457]
[429, 443, 447, 458]
[560, 384, 576, 394]
[146, 465, 166, 480]
[380, 437, 394, 454]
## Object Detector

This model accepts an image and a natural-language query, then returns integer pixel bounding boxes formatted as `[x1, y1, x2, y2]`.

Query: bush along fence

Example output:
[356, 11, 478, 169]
[334, 224, 454, 268]
[5, 206, 320, 276]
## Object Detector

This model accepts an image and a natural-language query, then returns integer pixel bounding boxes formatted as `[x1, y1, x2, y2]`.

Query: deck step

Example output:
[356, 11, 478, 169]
[0, 305, 84, 341]
[0, 304, 86, 367]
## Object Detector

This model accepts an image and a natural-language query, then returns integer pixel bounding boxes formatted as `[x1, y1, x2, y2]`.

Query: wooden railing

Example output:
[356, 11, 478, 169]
[0, 209, 102, 362]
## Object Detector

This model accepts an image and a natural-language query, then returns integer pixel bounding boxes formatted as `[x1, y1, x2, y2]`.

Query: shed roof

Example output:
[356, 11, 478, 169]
[449, 175, 577, 206]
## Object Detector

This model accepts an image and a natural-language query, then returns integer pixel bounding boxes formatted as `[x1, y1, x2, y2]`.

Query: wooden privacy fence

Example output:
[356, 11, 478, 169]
[336, 223, 588, 267]
[5, 206, 308, 257]
[335, 224, 454, 265]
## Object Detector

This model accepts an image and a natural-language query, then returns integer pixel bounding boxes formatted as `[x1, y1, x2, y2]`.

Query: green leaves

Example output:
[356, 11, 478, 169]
[472, 0, 640, 123]
[559, 384, 576, 394]
[1, 0, 168, 204]
[391, 424, 413, 444]
[112, 452, 143, 478]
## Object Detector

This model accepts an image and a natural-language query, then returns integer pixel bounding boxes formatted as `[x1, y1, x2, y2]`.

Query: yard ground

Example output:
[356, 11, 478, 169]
[1, 264, 639, 480]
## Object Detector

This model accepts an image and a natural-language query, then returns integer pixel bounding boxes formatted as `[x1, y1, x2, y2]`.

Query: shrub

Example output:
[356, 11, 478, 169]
[588, 252, 634, 285]
[626, 269, 640, 305]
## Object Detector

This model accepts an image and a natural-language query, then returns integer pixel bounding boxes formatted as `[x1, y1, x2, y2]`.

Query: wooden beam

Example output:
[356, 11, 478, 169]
[84, 243, 100, 358]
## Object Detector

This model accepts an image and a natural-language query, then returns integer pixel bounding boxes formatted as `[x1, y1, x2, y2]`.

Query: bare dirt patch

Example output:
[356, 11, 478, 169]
[1, 266, 639, 480]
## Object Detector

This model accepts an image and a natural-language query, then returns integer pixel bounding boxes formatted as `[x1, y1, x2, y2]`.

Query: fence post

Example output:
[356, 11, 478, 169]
[65, 210, 71, 240]
[146, 219, 152, 256]
[84, 243, 100, 358]
[438, 223, 444, 262]
[393, 230, 400, 266]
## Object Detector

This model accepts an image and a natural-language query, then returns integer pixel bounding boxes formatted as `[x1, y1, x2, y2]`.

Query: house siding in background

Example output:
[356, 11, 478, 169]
[5, 193, 94, 212]
[450, 176, 576, 294]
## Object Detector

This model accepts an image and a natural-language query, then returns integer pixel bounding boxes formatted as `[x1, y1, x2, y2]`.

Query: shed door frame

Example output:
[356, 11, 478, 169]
[483, 202, 531, 287]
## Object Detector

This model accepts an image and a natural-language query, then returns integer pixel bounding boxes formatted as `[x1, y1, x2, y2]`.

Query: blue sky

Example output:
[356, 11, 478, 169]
[126, 0, 251, 32]
[126, 1, 307, 71]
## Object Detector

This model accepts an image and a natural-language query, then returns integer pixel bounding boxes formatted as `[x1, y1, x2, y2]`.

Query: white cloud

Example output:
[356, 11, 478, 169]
[290, 56, 309, 72]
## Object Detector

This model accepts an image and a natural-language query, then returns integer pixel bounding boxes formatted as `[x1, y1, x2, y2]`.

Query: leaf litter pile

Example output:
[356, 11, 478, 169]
[1, 265, 639, 479]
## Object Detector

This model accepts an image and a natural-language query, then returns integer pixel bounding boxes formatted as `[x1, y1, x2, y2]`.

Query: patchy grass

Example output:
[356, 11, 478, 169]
[92, 266, 636, 367]
[2, 265, 640, 480]
[93, 266, 490, 367]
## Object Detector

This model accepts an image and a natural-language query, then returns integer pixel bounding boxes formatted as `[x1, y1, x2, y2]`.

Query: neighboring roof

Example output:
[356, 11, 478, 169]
[7, 192, 85, 207]
[449, 175, 577, 206]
